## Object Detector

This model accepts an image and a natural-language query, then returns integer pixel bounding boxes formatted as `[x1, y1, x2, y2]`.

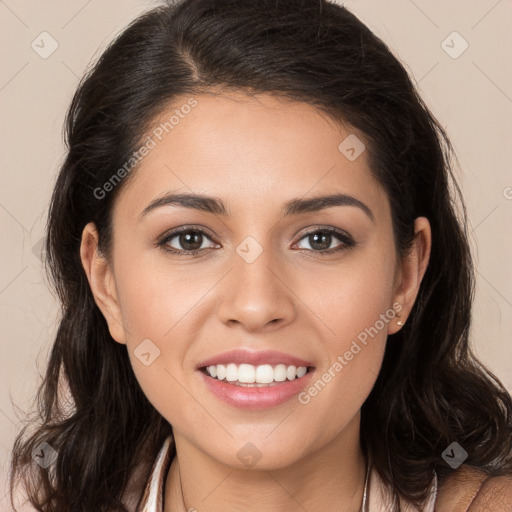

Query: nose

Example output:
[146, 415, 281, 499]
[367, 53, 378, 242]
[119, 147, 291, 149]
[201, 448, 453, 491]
[217, 243, 296, 333]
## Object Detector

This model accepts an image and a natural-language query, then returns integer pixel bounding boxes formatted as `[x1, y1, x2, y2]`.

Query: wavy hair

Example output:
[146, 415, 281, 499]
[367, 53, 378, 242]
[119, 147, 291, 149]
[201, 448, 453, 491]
[10, 0, 512, 510]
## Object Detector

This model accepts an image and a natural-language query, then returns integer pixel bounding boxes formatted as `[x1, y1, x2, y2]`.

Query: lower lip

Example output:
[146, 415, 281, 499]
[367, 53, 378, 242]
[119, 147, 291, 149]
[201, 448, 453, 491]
[198, 368, 316, 410]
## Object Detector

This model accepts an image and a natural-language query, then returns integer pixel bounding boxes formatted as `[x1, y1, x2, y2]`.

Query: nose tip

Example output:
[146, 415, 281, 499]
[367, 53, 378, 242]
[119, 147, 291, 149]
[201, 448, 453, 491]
[225, 313, 284, 332]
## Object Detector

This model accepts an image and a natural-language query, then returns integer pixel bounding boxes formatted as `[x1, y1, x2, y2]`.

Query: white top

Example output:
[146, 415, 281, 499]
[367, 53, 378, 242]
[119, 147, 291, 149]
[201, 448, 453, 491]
[137, 435, 437, 512]
[367, 463, 437, 511]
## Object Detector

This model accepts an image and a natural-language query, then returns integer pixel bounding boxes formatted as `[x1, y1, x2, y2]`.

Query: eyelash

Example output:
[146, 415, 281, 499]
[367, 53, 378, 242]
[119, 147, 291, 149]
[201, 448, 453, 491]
[156, 225, 356, 257]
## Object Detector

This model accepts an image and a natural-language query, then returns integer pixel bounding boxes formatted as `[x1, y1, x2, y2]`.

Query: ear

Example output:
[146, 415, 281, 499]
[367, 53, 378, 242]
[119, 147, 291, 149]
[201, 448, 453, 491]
[387, 216, 431, 335]
[80, 222, 127, 344]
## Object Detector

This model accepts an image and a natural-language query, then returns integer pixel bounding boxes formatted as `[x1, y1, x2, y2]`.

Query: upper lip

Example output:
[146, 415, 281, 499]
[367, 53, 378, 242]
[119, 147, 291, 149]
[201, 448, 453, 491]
[196, 349, 314, 369]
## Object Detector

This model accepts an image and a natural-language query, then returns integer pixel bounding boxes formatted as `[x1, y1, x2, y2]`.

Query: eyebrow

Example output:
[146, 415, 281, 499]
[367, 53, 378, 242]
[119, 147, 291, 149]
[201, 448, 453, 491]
[138, 192, 374, 222]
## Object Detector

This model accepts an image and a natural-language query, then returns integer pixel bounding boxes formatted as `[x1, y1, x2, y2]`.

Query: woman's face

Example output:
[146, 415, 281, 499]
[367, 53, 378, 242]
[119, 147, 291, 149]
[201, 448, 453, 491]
[81, 91, 430, 470]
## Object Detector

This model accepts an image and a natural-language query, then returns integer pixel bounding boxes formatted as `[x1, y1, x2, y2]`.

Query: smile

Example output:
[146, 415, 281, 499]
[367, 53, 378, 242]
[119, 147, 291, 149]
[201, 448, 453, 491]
[198, 364, 316, 410]
[202, 363, 310, 386]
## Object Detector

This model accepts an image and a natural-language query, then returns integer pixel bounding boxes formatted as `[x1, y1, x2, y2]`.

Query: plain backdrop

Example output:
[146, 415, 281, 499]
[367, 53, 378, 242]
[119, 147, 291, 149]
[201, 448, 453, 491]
[1, 0, 511, 509]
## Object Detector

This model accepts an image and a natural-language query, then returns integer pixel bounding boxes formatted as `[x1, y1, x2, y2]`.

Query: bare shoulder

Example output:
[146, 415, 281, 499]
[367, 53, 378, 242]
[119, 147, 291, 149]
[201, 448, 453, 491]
[435, 464, 512, 512]
[467, 473, 512, 511]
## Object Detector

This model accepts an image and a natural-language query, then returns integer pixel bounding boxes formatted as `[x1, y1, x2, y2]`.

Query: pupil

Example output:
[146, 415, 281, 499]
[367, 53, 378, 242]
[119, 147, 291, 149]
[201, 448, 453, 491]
[181, 232, 202, 251]
[310, 232, 330, 250]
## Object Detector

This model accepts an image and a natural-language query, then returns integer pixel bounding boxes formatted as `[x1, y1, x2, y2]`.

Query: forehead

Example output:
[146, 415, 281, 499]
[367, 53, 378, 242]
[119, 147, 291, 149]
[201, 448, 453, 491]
[113, 91, 388, 223]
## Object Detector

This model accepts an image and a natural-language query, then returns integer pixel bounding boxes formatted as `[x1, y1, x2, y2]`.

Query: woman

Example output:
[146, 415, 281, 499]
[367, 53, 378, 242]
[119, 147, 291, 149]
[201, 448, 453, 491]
[10, 0, 512, 510]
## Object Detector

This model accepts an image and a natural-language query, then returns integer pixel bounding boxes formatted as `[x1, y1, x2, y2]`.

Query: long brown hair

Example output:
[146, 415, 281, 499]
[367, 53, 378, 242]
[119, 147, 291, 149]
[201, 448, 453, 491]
[10, 0, 512, 510]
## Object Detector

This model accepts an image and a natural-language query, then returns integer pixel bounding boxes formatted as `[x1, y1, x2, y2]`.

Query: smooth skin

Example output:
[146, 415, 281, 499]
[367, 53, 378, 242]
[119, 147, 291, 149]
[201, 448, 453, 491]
[80, 92, 432, 511]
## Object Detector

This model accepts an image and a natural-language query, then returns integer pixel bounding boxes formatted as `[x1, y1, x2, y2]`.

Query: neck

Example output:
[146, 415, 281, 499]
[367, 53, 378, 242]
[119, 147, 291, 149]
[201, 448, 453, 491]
[165, 414, 367, 512]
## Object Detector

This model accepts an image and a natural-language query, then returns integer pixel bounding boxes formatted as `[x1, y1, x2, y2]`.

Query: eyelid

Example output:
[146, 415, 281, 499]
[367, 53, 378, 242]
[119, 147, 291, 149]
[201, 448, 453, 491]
[294, 225, 354, 243]
[156, 224, 218, 244]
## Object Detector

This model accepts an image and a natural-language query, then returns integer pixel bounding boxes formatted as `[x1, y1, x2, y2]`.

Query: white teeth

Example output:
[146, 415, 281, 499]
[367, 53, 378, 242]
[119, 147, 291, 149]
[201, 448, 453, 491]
[273, 364, 287, 382]
[296, 366, 307, 378]
[205, 363, 309, 384]
[255, 364, 274, 383]
[216, 364, 226, 380]
[225, 363, 238, 382]
[238, 364, 255, 383]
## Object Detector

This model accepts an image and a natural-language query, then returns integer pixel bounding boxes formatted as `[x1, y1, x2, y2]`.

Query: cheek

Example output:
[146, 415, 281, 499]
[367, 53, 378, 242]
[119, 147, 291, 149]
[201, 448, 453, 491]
[114, 246, 201, 340]
[296, 294, 389, 444]
[297, 245, 397, 346]
[112, 249, 216, 419]
[293, 246, 395, 416]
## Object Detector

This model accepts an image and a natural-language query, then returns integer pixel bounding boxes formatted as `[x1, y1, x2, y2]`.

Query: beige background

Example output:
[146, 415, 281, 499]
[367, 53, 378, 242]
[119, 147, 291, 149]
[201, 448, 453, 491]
[1, 0, 511, 509]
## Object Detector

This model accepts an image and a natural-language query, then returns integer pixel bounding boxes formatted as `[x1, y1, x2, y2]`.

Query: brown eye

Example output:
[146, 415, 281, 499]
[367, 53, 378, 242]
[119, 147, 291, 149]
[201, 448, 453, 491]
[174, 231, 204, 251]
[158, 227, 219, 255]
[293, 227, 356, 254]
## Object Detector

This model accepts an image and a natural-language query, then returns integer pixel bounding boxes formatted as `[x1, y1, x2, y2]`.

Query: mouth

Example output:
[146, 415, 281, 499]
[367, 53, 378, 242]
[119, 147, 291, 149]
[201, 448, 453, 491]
[199, 363, 315, 387]
[197, 362, 316, 410]
[195, 348, 316, 409]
